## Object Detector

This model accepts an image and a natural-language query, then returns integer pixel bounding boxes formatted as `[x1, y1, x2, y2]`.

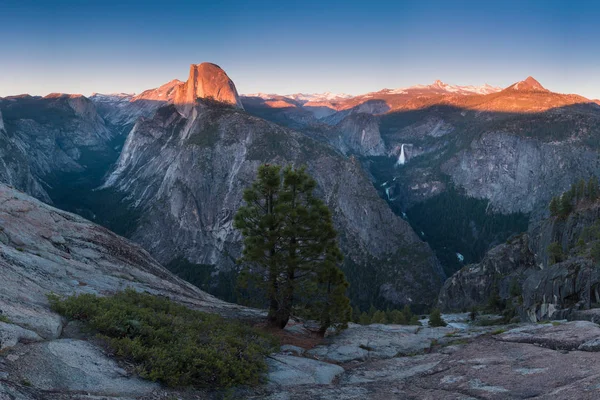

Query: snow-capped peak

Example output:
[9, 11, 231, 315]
[389, 80, 501, 95]
[244, 92, 353, 102]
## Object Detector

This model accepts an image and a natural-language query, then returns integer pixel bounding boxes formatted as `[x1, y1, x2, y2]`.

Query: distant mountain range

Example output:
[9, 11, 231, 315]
[2, 63, 600, 308]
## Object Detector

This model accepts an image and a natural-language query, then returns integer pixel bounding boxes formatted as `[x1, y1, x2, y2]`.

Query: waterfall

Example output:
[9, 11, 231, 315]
[397, 144, 406, 165]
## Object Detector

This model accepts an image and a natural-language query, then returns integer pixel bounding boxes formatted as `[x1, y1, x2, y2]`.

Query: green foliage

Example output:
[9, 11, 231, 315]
[356, 304, 420, 326]
[509, 279, 522, 298]
[549, 175, 600, 219]
[486, 282, 503, 312]
[559, 193, 573, 217]
[591, 241, 600, 263]
[549, 196, 560, 217]
[577, 179, 586, 200]
[588, 176, 599, 200]
[371, 310, 387, 324]
[406, 183, 529, 276]
[0, 314, 11, 323]
[358, 312, 371, 325]
[187, 121, 220, 147]
[547, 242, 564, 265]
[389, 309, 407, 324]
[234, 164, 351, 333]
[428, 308, 447, 327]
[48, 290, 278, 388]
[468, 306, 478, 321]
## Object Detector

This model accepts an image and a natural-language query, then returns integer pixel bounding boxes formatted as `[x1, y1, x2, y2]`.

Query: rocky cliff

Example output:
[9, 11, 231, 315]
[174, 63, 243, 117]
[90, 79, 182, 128]
[438, 200, 600, 321]
[104, 96, 443, 307]
[441, 131, 600, 215]
[0, 94, 119, 203]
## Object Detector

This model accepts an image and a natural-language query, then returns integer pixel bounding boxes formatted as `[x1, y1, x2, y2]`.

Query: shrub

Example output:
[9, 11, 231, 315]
[428, 308, 447, 327]
[547, 242, 564, 265]
[388, 309, 407, 325]
[48, 289, 278, 388]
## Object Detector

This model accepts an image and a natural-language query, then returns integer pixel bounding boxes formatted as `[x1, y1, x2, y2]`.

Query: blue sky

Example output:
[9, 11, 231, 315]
[1, 0, 599, 98]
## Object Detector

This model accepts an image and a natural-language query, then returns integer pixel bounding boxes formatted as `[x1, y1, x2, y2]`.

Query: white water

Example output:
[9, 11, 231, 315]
[385, 187, 391, 200]
[456, 252, 465, 262]
[397, 144, 406, 165]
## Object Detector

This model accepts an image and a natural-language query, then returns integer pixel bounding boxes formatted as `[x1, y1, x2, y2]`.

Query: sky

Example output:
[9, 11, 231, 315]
[1, 0, 599, 98]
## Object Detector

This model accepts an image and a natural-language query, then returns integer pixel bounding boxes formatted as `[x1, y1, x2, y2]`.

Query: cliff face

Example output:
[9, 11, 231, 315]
[174, 63, 243, 117]
[437, 235, 536, 312]
[104, 98, 444, 308]
[0, 95, 117, 203]
[438, 202, 600, 321]
[442, 131, 600, 215]
[332, 113, 386, 156]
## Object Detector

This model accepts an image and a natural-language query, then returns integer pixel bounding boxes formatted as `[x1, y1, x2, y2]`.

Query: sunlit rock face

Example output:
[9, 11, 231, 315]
[174, 63, 244, 117]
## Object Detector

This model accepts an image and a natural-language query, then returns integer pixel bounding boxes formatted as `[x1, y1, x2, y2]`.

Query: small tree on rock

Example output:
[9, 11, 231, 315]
[549, 196, 560, 217]
[428, 308, 447, 327]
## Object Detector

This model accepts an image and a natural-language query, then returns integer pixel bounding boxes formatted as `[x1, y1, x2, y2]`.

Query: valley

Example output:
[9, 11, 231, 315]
[2, 61, 600, 399]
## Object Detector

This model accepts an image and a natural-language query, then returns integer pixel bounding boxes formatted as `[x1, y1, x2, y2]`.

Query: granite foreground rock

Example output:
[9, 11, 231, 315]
[256, 320, 600, 400]
[0, 182, 263, 398]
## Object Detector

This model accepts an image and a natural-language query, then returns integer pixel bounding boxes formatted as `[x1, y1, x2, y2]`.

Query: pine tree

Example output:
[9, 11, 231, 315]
[577, 179, 586, 201]
[389, 309, 407, 325]
[234, 164, 351, 332]
[547, 242, 564, 265]
[371, 310, 387, 324]
[428, 308, 447, 327]
[549, 196, 560, 217]
[588, 176, 599, 201]
[234, 164, 284, 327]
[358, 312, 371, 325]
[402, 305, 413, 322]
[559, 193, 573, 217]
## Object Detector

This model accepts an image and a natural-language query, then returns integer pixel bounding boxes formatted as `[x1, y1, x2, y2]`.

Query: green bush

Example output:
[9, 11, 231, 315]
[428, 308, 447, 327]
[48, 289, 278, 388]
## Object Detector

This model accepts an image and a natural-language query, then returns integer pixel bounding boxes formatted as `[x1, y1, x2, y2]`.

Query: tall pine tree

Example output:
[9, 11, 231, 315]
[234, 164, 351, 332]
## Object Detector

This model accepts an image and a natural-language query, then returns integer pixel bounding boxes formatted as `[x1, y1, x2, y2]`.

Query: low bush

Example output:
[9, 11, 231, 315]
[48, 289, 278, 388]
[428, 308, 447, 327]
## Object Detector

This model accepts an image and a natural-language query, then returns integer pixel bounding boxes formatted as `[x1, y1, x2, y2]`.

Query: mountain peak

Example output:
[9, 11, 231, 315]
[174, 63, 243, 114]
[508, 76, 549, 92]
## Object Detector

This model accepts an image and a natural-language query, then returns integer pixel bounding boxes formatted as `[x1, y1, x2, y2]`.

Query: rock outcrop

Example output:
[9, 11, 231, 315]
[332, 113, 386, 156]
[0, 109, 49, 201]
[174, 63, 243, 117]
[0, 183, 256, 337]
[0, 94, 118, 202]
[0, 182, 260, 398]
[90, 79, 182, 128]
[438, 201, 600, 321]
[441, 131, 600, 215]
[437, 234, 536, 312]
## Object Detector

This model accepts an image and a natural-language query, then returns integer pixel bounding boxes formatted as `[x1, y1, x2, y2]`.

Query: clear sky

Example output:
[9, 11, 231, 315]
[1, 0, 599, 98]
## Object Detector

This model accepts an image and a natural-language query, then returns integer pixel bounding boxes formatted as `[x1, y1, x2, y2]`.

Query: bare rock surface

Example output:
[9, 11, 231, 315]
[174, 62, 244, 115]
[306, 323, 456, 363]
[262, 321, 600, 399]
[0, 183, 259, 341]
[498, 321, 600, 350]
[267, 355, 344, 386]
[0, 182, 261, 399]
[3, 339, 158, 396]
